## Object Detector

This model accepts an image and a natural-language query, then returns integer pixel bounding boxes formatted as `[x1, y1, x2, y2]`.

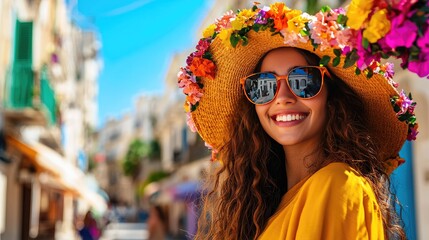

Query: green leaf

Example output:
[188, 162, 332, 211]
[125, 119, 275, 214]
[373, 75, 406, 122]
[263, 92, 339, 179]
[230, 33, 240, 48]
[203, 51, 213, 60]
[321, 6, 331, 13]
[362, 38, 369, 49]
[332, 56, 341, 67]
[320, 55, 331, 66]
[333, 49, 342, 57]
[252, 24, 261, 32]
[241, 35, 249, 46]
[343, 49, 359, 68]
[337, 14, 348, 25]
[300, 29, 309, 36]
[366, 69, 374, 78]
[355, 67, 361, 75]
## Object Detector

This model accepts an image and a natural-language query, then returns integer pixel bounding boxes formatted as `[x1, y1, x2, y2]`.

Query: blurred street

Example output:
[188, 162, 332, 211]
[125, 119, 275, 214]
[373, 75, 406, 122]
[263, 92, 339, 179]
[0, 0, 428, 240]
[100, 223, 148, 240]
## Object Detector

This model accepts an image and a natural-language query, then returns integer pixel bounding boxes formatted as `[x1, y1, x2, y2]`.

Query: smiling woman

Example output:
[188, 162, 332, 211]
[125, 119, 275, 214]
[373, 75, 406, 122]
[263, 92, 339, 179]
[177, 2, 418, 240]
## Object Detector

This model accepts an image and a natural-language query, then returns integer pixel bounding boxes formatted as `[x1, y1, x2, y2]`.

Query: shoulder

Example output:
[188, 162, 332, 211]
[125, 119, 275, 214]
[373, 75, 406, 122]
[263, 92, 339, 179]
[302, 162, 376, 201]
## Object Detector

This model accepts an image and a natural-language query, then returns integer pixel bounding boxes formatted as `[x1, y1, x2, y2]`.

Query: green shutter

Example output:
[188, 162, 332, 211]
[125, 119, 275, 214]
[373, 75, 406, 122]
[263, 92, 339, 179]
[8, 20, 34, 108]
[40, 66, 57, 124]
[14, 20, 33, 62]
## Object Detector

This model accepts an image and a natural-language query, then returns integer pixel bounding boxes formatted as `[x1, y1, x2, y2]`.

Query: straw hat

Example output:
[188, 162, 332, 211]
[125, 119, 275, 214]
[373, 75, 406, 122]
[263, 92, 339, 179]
[177, 3, 418, 173]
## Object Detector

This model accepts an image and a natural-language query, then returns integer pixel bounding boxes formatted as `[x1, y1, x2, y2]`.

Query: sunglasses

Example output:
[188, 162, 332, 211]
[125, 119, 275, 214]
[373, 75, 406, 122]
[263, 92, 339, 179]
[240, 66, 331, 105]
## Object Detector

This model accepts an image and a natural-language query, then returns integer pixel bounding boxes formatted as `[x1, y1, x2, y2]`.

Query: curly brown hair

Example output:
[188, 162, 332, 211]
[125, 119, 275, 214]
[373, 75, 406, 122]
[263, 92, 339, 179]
[195, 48, 405, 240]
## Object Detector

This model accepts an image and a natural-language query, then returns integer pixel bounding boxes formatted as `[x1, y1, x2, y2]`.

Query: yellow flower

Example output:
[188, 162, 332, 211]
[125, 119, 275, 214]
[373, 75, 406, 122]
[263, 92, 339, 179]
[231, 9, 256, 30]
[346, 0, 374, 30]
[287, 15, 308, 34]
[363, 9, 391, 43]
[238, 9, 255, 20]
[183, 101, 190, 112]
[231, 17, 246, 30]
[286, 9, 301, 20]
[218, 28, 233, 47]
[203, 24, 216, 38]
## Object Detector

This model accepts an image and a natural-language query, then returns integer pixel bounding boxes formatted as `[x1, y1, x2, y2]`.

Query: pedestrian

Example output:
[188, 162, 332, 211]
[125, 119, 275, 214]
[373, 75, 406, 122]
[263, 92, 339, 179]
[78, 211, 100, 240]
[147, 205, 168, 240]
[177, 2, 419, 240]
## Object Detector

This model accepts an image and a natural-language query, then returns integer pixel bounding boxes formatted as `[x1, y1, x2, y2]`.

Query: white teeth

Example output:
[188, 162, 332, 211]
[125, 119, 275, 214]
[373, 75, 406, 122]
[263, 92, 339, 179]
[276, 114, 306, 122]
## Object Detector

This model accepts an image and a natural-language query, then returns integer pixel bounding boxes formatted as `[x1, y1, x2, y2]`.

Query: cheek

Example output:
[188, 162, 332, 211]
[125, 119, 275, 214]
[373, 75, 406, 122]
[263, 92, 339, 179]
[255, 105, 269, 123]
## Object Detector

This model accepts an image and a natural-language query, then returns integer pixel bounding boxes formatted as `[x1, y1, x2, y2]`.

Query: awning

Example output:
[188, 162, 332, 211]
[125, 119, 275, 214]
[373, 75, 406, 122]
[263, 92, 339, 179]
[6, 135, 107, 213]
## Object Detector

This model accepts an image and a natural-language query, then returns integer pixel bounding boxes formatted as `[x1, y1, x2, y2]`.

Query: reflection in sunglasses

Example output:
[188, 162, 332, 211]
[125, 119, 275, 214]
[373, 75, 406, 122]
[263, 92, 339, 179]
[241, 66, 326, 104]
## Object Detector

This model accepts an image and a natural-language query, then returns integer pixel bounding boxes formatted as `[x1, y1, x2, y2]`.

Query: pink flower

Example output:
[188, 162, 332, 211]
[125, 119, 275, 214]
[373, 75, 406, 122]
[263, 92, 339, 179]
[310, 11, 341, 50]
[356, 31, 380, 69]
[186, 53, 196, 66]
[417, 29, 429, 54]
[281, 29, 308, 45]
[336, 28, 357, 50]
[186, 112, 197, 133]
[385, 17, 418, 49]
[333, 7, 346, 15]
[177, 68, 196, 88]
[407, 123, 419, 141]
[216, 10, 235, 30]
[183, 82, 203, 105]
[390, 0, 418, 22]
[196, 39, 211, 54]
[408, 54, 429, 78]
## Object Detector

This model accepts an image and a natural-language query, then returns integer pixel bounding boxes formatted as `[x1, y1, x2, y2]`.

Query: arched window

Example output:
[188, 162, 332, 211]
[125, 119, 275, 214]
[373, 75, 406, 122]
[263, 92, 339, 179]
[300, 79, 307, 87]
[295, 80, 299, 90]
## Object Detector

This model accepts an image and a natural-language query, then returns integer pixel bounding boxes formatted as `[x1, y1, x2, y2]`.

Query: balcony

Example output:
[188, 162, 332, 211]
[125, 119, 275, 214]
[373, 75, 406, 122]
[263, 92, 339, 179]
[3, 64, 57, 126]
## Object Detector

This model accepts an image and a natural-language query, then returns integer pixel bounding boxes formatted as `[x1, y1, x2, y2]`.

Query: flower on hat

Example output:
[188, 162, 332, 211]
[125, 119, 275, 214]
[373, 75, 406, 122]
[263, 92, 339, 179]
[346, 0, 429, 78]
[363, 9, 391, 43]
[390, 90, 418, 141]
[346, 0, 375, 30]
[268, 2, 291, 31]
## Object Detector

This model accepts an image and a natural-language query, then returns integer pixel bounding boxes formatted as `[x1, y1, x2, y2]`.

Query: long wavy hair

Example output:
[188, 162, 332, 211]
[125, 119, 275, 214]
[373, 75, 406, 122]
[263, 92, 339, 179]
[195, 48, 405, 240]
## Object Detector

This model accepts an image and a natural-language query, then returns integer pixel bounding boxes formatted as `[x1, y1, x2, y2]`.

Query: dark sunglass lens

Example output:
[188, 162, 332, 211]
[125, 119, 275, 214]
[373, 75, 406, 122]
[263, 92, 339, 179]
[244, 73, 277, 104]
[288, 67, 322, 98]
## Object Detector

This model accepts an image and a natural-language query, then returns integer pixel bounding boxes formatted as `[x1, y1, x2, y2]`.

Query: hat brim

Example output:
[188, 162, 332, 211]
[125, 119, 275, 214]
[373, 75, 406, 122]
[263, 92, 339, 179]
[191, 30, 407, 161]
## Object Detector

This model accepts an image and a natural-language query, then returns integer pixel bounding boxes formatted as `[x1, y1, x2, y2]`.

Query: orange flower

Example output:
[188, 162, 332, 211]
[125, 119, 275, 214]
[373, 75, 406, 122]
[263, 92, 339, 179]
[189, 57, 216, 79]
[268, 2, 290, 31]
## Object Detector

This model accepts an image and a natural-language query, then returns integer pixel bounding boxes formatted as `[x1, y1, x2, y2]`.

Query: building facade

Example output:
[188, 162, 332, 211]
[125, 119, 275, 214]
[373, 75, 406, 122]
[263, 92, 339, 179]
[0, 0, 105, 239]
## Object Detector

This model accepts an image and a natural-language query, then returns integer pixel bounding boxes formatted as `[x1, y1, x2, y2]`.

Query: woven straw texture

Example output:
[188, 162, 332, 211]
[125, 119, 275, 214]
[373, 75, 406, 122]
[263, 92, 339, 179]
[191, 30, 408, 162]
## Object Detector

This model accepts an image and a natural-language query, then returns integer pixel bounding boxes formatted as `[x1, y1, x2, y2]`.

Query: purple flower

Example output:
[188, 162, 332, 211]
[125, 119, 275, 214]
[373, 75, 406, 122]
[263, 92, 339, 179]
[407, 124, 419, 141]
[385, 17, 418, 49]
[255, 6, 270, 24]
[397, 90, 414, 115]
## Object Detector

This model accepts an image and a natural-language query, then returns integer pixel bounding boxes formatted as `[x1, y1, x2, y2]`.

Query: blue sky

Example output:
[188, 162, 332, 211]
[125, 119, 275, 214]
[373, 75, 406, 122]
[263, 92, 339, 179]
[73, 0, 213, 128]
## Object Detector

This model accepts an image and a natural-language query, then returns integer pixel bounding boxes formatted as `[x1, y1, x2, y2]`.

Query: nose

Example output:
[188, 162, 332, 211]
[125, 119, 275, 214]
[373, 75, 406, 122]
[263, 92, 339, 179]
[275, 79, 297, 105]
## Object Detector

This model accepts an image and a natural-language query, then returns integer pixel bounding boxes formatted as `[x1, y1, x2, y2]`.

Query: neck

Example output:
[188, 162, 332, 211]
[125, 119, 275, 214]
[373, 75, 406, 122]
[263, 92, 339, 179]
[283, 140, 322, 190]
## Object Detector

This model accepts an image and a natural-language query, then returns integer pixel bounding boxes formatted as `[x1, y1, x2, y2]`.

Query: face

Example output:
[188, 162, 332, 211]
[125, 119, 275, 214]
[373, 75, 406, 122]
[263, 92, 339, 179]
[255, 48, 328, 148]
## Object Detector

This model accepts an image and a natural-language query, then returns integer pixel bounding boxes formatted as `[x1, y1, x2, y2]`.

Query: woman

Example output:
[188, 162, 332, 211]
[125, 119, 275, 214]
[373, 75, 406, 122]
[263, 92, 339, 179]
[177, 2, 418, 239]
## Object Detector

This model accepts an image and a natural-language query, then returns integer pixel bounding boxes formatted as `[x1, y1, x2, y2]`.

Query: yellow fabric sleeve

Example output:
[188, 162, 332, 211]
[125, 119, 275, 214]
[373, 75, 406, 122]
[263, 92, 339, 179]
[258, 162, 385, 240]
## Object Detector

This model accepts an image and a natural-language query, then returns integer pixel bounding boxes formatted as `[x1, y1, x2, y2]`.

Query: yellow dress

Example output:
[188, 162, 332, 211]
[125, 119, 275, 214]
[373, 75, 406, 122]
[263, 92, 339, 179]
[258, 162, 385, 240]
